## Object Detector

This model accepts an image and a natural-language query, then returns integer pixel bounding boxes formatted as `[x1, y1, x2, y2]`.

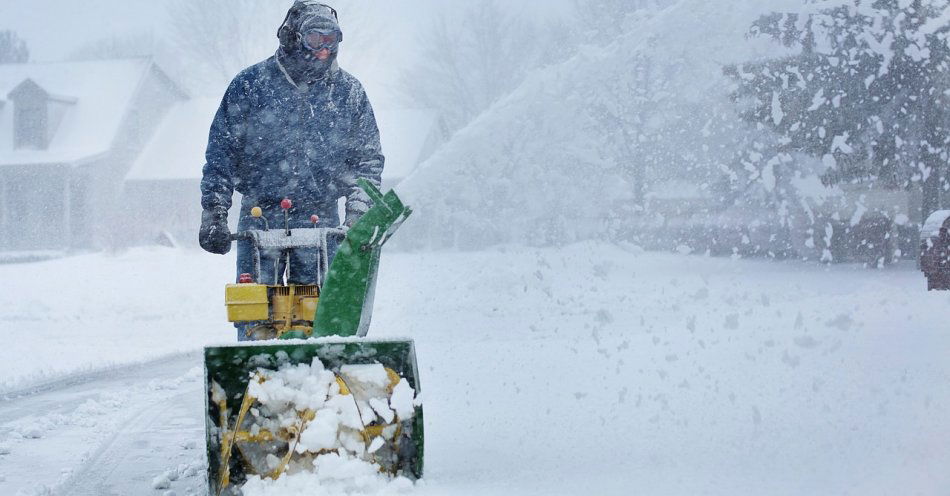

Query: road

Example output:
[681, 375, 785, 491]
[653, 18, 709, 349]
[0, 354, 206, 496]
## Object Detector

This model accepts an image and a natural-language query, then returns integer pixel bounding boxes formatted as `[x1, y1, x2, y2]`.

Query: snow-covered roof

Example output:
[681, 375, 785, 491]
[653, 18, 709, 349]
[375, 107, 441, 181]
[126, 98, 220, 181]
[0, 58, 154, 166]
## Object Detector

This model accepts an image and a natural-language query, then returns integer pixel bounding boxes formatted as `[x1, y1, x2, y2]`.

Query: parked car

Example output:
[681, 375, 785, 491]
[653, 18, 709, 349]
[920, 210, 950, 290]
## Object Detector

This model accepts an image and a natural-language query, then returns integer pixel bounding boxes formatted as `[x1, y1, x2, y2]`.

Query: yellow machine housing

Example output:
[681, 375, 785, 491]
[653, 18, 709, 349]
[225, 283, 320, 335]
[225, 284, 269, 321]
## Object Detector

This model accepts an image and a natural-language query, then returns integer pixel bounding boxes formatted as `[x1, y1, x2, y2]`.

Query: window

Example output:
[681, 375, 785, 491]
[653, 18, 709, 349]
[14, 97, 47, 149]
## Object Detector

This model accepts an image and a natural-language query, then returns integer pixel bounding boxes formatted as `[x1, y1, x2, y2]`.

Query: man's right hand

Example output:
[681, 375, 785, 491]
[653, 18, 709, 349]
[199, 207, 231, 255]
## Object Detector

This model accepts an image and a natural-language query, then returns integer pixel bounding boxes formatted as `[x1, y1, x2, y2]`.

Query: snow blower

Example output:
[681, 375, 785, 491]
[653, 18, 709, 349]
[203, 180, 421, 495]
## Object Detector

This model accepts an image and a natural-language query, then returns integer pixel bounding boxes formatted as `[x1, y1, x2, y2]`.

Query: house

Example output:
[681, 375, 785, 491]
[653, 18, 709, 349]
[0, 58, 187, 254]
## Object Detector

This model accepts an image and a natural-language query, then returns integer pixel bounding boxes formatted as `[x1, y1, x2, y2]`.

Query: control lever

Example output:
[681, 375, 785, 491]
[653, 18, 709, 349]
[280, 198, 292, 236]
[250, 206, 269, 231]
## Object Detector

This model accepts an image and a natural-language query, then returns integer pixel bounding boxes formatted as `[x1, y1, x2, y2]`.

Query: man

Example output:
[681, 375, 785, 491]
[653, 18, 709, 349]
[198, 2, 383, 311]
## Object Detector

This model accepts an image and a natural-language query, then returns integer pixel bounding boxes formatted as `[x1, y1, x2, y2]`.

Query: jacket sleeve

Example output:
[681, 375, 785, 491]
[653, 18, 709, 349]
[200, 77, 248, 212]
[343, 85, 385, 215]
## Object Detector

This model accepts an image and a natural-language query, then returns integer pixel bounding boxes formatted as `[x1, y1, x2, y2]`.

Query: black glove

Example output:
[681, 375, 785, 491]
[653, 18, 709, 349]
[199, 207, 231, 255]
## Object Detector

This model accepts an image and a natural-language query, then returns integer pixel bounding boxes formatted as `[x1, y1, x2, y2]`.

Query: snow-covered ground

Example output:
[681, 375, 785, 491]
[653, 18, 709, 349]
[0, 248, 234, 392]
[1, 244, 949, 495]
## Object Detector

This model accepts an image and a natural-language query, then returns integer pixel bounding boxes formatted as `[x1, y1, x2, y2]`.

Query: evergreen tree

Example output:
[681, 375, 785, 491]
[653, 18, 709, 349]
[725, 0, 950, 220]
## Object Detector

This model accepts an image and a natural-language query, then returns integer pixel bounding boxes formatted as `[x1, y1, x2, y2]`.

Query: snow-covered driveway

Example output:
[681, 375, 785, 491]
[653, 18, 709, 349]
[0, 354, 206, 495]
[1, 244, 949, 495]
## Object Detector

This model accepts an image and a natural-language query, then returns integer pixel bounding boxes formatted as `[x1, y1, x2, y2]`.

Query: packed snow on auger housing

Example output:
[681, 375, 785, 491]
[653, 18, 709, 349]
[215, 356, 420, 495]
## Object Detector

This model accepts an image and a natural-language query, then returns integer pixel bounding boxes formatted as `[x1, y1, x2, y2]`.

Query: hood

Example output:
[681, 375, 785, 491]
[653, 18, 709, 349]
[276, 1, 342, 85]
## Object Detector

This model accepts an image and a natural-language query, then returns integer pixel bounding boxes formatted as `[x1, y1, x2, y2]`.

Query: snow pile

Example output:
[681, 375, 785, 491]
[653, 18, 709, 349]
[151, 460, 203, 492]
[239, 359, 417, 495]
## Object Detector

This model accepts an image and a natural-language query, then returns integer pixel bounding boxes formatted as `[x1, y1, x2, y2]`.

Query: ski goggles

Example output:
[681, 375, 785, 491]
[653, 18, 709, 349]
[301, 30, 341, 51]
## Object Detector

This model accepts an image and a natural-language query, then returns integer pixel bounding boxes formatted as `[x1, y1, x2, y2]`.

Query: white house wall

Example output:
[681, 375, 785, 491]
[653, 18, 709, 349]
[0, 164, 70, 251]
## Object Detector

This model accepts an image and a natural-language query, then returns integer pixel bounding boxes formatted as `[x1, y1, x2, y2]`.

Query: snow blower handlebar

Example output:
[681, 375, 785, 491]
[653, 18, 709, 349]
[229, 228, 346, 287]
[225, 179, 412, 338]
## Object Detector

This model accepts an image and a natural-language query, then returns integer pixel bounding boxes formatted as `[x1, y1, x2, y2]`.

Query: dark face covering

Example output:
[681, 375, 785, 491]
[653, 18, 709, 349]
[277, 2, 342, 85]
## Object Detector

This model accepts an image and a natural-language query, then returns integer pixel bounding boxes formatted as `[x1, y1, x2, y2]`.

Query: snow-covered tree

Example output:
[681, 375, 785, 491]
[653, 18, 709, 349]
[0, 30, 29, 64]
[727, 0, 950, 219]
[398, 1, 566, 134]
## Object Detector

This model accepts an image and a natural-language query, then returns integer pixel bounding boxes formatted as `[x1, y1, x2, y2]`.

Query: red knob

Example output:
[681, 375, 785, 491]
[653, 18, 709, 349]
[310, 214, 319, 224]
[238, 273, 253, 283]
[280, 198, 292, 210]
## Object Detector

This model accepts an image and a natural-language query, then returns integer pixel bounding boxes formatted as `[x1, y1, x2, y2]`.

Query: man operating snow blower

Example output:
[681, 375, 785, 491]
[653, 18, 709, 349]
[199, 1, 383, 342]
[195, 4, 422, 493]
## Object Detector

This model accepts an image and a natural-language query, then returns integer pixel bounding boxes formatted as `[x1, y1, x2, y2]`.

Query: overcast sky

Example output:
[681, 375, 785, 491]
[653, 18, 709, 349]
[1, 0, 166, 62]
[1, 0, 572, 62]
[1, 0, 572, 107]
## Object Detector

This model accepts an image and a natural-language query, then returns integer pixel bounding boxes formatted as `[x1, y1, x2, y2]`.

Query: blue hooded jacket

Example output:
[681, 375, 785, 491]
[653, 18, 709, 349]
[200, 55, 384, 232]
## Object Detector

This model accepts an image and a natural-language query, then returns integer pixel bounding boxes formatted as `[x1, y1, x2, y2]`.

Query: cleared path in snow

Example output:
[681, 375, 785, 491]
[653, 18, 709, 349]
[0, 353, 206, 496]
